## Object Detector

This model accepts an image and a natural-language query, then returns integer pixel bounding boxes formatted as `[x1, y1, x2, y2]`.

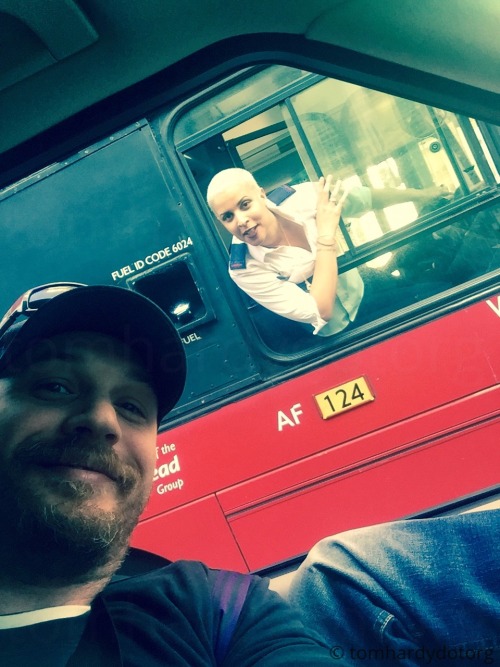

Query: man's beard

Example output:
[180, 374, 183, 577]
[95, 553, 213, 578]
[0, 437, 150, 587]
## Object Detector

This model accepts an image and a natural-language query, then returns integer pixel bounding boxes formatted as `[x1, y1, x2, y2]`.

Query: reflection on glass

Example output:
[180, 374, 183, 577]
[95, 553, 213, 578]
[174, 65, 310, 146]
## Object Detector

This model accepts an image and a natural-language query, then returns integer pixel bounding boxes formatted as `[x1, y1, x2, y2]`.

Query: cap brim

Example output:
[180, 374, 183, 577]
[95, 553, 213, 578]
[0, 286, 186, 419]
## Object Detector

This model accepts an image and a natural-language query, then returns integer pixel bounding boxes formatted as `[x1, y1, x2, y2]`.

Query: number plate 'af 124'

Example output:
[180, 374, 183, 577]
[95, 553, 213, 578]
[314, 376, 375, 420]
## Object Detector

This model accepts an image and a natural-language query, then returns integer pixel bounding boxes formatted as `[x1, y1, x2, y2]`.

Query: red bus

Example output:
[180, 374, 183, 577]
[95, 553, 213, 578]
[1, 61, 499, 573]
[130, 64, 500, 571]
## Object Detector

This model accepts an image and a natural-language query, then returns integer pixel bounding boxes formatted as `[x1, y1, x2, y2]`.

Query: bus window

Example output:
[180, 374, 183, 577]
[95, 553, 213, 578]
[174, 65, 499, 355]
[173, 65, 312, 148]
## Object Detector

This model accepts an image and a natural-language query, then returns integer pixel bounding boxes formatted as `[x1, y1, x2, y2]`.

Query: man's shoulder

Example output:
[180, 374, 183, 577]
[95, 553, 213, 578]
[97, 561, 333, 665]
[104, 559, 220, 596]
[102, 560, 260, 611]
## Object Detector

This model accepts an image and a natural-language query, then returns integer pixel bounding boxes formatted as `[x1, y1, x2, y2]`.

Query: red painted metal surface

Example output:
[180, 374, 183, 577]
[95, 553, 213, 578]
[133, 295, 500, 570]
[227, 415, 499, 570]
[218, 387, 499, 514]
[131, 495, 247, 570]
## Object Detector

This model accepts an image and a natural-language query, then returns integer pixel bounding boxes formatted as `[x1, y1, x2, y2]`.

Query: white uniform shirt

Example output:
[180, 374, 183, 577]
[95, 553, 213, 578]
[229, 182, 370, 335]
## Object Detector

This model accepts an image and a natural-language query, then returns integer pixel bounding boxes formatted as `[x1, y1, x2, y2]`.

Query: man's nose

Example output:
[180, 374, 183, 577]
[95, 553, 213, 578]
[63, 398, 121, 446]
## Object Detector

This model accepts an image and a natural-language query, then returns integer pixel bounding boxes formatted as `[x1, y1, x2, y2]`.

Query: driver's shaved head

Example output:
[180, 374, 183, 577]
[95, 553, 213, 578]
[206, 168, 260, 209]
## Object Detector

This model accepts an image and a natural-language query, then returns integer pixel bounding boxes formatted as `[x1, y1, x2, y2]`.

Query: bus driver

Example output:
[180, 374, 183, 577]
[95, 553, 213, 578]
[207, 168, 448, 336]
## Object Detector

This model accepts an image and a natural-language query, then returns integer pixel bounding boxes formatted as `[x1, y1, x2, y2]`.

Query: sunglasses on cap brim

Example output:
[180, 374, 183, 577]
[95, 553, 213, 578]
[0, 282, 86, 340]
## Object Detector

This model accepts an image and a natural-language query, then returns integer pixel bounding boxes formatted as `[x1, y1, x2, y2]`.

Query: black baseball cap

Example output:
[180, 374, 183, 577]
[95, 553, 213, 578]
[0, 284, 186, 420]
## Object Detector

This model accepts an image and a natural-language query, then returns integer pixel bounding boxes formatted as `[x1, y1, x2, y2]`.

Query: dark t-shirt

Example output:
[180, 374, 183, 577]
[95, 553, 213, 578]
[0, 561, 333, 666]
[0, 614, 88, 667]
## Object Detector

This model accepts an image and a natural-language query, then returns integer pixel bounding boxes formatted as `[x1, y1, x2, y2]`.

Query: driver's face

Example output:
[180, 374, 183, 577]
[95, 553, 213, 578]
[211, 181, 278, 247]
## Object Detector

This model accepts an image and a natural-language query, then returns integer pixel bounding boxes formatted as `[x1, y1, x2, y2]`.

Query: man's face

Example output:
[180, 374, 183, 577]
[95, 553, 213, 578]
[0, 331, 159, 583]
[211, 179, 278, 246]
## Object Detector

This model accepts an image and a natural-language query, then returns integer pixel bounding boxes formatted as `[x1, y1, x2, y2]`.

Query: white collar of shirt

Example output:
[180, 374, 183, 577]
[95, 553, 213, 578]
[0, 605, 90, 629]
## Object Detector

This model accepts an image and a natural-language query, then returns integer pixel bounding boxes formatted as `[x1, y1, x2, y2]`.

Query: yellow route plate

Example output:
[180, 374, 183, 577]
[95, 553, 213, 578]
[314, 376, 375, 420]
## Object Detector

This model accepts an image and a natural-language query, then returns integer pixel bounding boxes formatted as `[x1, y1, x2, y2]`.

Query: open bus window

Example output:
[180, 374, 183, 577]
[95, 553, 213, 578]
[241, 195, 500, 355]
[175, 64, 500, 355]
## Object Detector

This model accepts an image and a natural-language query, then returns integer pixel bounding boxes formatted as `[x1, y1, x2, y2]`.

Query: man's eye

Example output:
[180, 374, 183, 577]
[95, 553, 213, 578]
[37, 381, 71, 395]
[119, 401, 146, 419]
[240, 199, 251, 209]
[221, 212, 233, 223]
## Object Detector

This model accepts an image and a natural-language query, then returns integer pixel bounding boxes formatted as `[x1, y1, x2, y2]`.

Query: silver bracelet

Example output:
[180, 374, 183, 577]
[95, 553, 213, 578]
[317, 235, 337, 246]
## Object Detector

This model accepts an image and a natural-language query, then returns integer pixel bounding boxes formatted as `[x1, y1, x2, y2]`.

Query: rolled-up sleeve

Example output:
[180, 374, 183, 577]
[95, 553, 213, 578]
[230, 262, 328, 334]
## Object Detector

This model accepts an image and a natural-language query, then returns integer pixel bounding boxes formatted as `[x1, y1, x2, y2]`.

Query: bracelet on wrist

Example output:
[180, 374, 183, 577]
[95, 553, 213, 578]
[316, 246, 337, 252]
[317, 235, 337, 246]
[317, 238, 338, 251]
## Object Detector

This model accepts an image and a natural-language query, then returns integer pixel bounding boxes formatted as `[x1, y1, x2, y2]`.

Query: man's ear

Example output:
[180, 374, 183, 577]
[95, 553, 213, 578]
[259, 187, 266, 199]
